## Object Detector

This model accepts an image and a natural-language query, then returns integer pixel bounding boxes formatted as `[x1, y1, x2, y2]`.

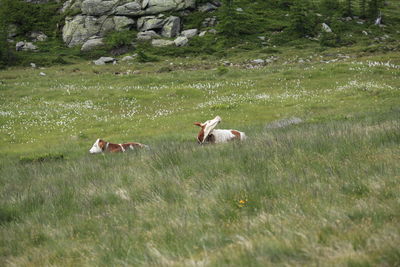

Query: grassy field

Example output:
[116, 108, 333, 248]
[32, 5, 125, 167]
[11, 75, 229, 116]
[1, 45, 400, 265]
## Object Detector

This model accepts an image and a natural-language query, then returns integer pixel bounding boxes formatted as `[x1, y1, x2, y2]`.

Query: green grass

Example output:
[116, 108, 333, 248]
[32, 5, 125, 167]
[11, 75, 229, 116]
[0, 46, 400, 265]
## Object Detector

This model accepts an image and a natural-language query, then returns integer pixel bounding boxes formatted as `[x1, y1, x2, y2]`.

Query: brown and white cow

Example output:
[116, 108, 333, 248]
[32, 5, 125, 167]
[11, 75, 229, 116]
[89, 139, 149, 154]
[194, 116, 247, 144]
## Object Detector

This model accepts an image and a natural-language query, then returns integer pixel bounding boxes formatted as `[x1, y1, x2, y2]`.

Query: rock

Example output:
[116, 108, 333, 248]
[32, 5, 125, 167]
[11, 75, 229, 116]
[81, 38, 104, 51]
[198, 2, 218, 12]
[93, 56, 116, 65]
[236, 7, 243, 12]
[30, 31, 48, 42]
[63, 15, 115, 47]
[137, 16, 164, 31]
[151, 39, 174, 47]
[81, 0, 115, 16]
[258, 36, 265, 41]
[321, 23, 332, 33]
[199, 31, 207, 37]
[251, 59, 265, 64]
[161, 16, 181, 38]
[208, 29, 217, 34]
[202, 16, 217, 27]
[16, 41, 37, 51]
[30, 63, 37, 68]
[174, 36, 188, 46]
[113, 16, 135, 31]
[137, 30, 160, 41]
[145, 0, 195, 15]
[16, 41, 25, 51]
[362, 31, 368, 36]
[181, 29, 198, 39]
[39, 72, 46, 76]
[121, 55, 134, 61]
[115, 2, 142, 16]
[266, 117, 303, 129]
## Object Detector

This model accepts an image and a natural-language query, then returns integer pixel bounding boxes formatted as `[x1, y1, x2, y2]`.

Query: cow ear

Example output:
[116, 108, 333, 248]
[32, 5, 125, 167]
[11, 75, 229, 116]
[98, 139, 105, 148]
[194, 122, 202, 127]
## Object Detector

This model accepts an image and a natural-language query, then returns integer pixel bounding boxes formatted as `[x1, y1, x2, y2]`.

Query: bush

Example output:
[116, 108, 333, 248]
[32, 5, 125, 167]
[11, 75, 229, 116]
[137, 50, 159, 63]
[19, 153, 64, 164]
[288, 0, 319, 38]
[105, 31, 136, 49]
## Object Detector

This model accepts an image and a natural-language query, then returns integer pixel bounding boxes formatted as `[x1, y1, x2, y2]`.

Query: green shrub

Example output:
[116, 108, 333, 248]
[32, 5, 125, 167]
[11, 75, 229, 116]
[137, 50, 159, 63]
[105, 31, 136, 49]
[19, 153, 64, 164]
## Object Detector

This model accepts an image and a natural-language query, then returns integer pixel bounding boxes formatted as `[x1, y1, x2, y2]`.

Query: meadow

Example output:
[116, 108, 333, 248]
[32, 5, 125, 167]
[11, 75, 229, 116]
[0, 46, 400, 265]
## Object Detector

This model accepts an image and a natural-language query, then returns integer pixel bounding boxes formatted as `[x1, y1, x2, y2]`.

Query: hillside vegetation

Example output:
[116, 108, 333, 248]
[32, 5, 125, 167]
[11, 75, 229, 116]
[1, 43, 400, 264]
[1, 0, 400, 266]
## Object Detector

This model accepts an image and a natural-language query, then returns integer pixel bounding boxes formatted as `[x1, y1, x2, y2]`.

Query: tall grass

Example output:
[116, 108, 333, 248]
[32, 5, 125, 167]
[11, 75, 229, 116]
[1, 109, 399, 265]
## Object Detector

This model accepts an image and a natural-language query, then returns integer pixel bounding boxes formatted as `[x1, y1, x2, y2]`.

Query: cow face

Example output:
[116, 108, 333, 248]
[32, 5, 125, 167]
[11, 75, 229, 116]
[89, 138, 105, 154]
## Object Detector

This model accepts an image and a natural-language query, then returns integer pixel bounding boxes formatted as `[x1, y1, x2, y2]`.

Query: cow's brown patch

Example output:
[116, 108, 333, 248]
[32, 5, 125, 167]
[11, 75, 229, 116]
[231, 130, 241, 140]
[98, 139, 106, 150]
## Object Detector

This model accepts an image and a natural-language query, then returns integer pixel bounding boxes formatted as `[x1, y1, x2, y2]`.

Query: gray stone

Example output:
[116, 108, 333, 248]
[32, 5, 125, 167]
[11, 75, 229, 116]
[151, 39, 174, 47]
[121, 55, 134, 61]
[39, 72, 46, 76]
[63, 15, 115, 47]
[15, 41, 38, 51]
[181, 29, 198, 39]
[198, 2, 217, 12]
[137, 30, 160, 41]
[113, 16, 135, 31]
[137, 16, 164, 31]
[265, 117, 303, 129]
[174, 36, 188, 46]
[251, 59, 265, 64]
[81, 0, 115, 16]
[81, 38, 104, 51]
[16, 42, 25, 51]
[321, 23, 332, 33]
[93, 56, 116, 65]
[199, 31, 207, 37]
[30, 31, 48, 42]
[161, 16, 181, 38]
[30, 63, 37, 68]
[145, 0, 195, 15]
[115, 2, 142, 16]
[208, 29, 217, 34]
[236, 7, 243, 12]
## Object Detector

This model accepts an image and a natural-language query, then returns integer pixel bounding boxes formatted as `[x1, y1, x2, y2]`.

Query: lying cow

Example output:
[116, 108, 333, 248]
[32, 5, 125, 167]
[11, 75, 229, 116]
[89, 138, 148, 154]
[194, 116, 247, 144]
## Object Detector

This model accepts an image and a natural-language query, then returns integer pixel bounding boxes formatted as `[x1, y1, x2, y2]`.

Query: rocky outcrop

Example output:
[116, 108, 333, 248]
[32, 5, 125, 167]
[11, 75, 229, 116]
[62, 0, 197, 47]
[63, 15, 134, 47]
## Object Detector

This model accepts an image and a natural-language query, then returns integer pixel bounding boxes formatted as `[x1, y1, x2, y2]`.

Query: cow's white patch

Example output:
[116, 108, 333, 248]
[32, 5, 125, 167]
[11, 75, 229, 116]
[89, 138, 103, 154]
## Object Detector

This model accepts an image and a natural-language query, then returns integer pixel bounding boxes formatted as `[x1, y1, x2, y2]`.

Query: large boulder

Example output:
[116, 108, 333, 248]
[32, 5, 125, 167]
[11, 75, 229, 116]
[81, 0, 116, 15]
[137, 16, 164, 31]
[115, 2, 142, 16]
[151, 39, 174, 47]
[174, 36, 188, 46]
[63, 15, 127, 47]
[16, 41, 38, 51]
[161, 16, 180, 38]
[81, 37, 104, 51]
[181, 29, 197, 39]
[113, 16, 135, 31]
